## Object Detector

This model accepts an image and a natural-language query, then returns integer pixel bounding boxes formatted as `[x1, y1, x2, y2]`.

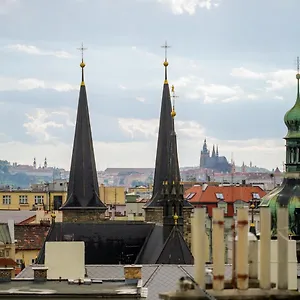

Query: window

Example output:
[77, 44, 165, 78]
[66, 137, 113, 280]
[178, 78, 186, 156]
[19, 195, 28, 204]
[186, 193, 196, 200]
[34, 195, 44, 205]
[0, 250, 4, 257]
[5, 250, 9, 257]
[252, 193, 260, 199]
[217, 201, 228, 214]
[2, 195, 11, 205]
[234, 200, 247, 214]
[216, 193, 224, 200]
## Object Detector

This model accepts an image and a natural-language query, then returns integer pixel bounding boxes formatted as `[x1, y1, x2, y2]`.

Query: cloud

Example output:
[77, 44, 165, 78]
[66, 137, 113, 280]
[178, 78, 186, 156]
[0, 0, 18, 14]
[230, 67, 265, 79]
[0, 77, 78, 92]
[118, 118, 158, 139]
[5, 44, 73, 58]
[172, 75, 244, 103]
[157, 0, 220, 14]
[136, 97, 146, 102]
[23, 108, 74, 142]
[231, 67, 296, 91]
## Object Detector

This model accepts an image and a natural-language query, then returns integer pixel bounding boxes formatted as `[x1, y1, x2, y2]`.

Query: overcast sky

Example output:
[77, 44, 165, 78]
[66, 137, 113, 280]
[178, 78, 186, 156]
[0, 0, 298, 171]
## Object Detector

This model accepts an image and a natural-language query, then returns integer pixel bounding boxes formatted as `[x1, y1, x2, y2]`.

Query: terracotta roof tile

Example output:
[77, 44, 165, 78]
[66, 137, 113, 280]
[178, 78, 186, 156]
[0, 258, 16, 266]
[15, 224, 50, 250]
[185, 185, 266, 204]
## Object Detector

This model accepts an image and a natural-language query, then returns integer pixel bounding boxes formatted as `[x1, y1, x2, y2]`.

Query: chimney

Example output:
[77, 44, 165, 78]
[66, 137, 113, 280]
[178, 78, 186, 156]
[32, 266, 48, 282]
[0, 267, 13, 282]
[7, 220, 14, 243]
[124, 265, 142, 285]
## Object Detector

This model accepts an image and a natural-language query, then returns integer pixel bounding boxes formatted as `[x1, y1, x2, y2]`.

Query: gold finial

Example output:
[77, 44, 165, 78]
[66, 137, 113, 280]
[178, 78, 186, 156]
[161, 41, 171, 84]
[173, 213, 178, 225]
[171, 85, 178, 118]
[77, 42, 87, 86]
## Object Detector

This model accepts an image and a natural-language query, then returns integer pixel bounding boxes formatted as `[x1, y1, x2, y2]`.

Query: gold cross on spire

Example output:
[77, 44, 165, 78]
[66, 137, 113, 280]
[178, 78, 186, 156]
[161, 40, 171, 61]
[77, 43, 87, 86]
[161, 41, 171, 83]
[77, 42, 87, 62]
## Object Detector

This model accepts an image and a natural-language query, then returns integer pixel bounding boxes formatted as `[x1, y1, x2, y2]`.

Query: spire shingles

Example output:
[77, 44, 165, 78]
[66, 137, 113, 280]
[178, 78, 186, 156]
[61, 52, 106, 211]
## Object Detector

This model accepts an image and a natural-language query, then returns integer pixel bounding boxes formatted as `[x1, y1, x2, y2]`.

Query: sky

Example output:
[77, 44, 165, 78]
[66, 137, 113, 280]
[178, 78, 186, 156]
[0, 0, 299, 171]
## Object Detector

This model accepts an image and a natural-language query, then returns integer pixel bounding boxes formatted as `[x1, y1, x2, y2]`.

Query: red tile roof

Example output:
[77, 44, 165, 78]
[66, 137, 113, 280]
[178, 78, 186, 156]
[0, 258, 16, 266]
[15, 224, 50, 250]
[184, 184, 266, 204]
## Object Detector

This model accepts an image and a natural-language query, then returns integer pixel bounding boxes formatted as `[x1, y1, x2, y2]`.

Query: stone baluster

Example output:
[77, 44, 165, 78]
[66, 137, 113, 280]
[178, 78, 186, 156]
[260, 207, 271, 289]
[236, 208, 249, 290]
[212, 208, 224, 291]
[277, 207, 288, 290]
[192, 208, 206, 288]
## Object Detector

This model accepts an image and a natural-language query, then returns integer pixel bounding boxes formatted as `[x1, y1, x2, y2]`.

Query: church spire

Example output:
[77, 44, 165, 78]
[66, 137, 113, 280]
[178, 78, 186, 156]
[212, 145, 216, 157]
[146, 42, 173, 207]
[61, 45, 106, 211]
[161, 85, 184, 241]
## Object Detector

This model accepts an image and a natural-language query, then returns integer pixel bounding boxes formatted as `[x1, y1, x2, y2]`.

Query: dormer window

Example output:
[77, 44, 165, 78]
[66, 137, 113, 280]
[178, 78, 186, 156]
[185, 193, 195, 200]
[252, 193, 260, 199]
[216, 193, 224, 200]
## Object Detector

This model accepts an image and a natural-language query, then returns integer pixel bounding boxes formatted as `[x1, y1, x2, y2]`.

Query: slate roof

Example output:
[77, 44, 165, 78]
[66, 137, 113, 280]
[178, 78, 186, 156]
[17, 264, 194, 300]
[0, 211, 36, 224]
[61, 61, 106, 210]
[36, 222, 156, 265]
[155, 226, 194, 264]
[36, 221, 193, 265]
[15, 224, 50, 250]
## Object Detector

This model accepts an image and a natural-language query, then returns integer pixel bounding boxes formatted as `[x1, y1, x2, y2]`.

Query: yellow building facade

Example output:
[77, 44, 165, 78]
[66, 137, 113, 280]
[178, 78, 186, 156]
[0, 185, 126, 210]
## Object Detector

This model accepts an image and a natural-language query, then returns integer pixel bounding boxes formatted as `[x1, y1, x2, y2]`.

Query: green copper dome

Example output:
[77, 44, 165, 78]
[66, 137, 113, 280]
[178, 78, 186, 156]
[284, 73, 300, 138]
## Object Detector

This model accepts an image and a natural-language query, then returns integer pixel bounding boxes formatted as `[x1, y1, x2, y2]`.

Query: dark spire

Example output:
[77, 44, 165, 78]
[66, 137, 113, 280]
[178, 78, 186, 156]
[161, 86, 186, 241]
[156, 214, 193, 264]
[212, 145, 215, 157]
[202, 139, 208, 153]
[61, 45, 106, 211]
[216, 145, 219, 157]
[146, 42, 173, 207]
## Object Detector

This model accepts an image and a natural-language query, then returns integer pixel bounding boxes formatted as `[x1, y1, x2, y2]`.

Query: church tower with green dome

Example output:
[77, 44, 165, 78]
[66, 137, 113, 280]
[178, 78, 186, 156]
[260, 58, 300, 240]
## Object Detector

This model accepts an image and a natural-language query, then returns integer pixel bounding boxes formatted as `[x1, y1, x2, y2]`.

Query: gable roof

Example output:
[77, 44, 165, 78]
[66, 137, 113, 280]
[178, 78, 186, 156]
[36, 222, 155, 265]
[184, 185, 266, 204]
[155, 226, 193, 264]
[15, 224, 50, 250]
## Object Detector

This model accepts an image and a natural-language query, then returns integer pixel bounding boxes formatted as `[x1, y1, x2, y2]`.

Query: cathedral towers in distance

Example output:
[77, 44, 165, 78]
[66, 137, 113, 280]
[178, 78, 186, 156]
[200, 139, 231, 173]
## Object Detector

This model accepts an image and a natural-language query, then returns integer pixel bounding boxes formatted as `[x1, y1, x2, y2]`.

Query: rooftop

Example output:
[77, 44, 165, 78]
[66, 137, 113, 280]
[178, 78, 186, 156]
[0, 279, 143, 298]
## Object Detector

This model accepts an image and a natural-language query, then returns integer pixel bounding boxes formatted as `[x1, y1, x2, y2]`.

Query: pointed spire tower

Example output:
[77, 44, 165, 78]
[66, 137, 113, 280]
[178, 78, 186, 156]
[61, 44, 106, 220]
[145, 43, 193, 240]
[146, 41, 173, 207]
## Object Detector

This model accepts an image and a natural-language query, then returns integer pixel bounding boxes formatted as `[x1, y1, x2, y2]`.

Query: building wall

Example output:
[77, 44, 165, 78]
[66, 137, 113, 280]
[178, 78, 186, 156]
[126, 202, 145, 217]
[99, 185, 125, 205]
[0, 185, 125, 211]
[15, 249, 38, 266]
